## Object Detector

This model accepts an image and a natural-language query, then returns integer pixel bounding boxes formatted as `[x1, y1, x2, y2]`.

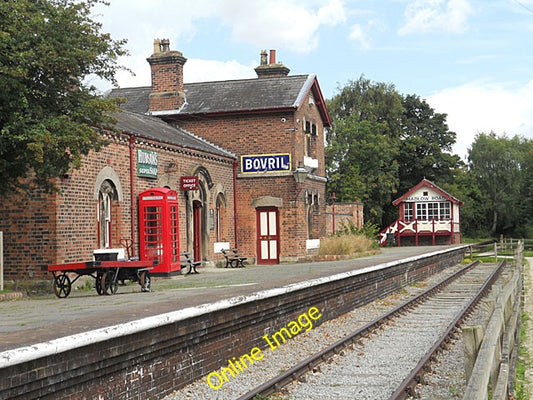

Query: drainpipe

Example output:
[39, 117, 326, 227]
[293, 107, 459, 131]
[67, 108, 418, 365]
[129, 135, 136, 257]
[233, 160, 239, 248]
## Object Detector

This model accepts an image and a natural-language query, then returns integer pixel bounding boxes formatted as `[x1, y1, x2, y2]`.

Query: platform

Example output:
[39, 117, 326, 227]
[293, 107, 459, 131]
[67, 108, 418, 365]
[0, 246, 460, 352]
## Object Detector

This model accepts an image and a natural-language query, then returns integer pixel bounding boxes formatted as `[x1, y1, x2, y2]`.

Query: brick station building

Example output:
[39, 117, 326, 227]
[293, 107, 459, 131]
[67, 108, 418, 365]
[0, 40, 332, 281]
[0, 110, 236, 281]
[111, 40, 332, 265]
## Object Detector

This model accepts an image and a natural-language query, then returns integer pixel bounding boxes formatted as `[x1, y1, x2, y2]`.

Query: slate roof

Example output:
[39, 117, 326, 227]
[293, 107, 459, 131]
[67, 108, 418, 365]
[109, 74, 331, 125]
[180, 75, 314, 114]
[111, 110, 235, 160]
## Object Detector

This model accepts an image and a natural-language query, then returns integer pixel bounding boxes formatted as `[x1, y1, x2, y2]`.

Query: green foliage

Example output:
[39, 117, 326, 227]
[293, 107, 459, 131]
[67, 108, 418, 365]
[325, 75, 532, 239]
[326, 76, 459, 229]
[468, 132, 532, 236]
[398, 95, 461, 194]
[326, 76, 403, 227]
[318, 233, 376, 256]
[338, 220, 379, 242]
[0, 0, 127, 194]
[514, 312, 531, 400]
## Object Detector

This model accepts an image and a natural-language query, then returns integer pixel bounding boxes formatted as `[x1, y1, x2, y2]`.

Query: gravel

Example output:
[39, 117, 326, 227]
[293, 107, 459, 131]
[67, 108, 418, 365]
[163, 262, 500, 400]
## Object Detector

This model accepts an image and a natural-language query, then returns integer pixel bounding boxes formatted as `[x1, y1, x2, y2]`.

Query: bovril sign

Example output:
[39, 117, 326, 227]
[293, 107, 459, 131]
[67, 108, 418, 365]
[241, 153, 291, 174]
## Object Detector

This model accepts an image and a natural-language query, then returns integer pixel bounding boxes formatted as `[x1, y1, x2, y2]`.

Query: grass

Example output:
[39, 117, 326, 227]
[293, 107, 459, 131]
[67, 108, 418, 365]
[514, 312, 531, 399]
[318, 233, 376, 256]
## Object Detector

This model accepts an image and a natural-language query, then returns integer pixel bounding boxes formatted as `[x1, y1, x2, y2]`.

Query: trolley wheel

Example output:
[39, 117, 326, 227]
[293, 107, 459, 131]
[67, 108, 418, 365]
[139, 270, 151, 292]
[53, 273, 72, 298]
[100, 271, 118, 295]
[95, 272, 104, 295]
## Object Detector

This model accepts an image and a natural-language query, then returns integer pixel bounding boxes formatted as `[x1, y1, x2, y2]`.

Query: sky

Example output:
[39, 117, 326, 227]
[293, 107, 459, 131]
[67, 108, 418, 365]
[91, 0, 533, 160]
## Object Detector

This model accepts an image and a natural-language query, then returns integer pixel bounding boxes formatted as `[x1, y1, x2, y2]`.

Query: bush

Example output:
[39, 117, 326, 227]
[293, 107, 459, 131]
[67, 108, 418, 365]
[337, 220, 380, 239]
[318, 233, 376, 256]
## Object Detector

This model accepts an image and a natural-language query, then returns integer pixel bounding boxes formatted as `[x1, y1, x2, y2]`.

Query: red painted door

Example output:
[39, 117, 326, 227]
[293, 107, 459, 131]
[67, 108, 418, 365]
[193, 201, 202, 261]
[256, 207, 279, 264]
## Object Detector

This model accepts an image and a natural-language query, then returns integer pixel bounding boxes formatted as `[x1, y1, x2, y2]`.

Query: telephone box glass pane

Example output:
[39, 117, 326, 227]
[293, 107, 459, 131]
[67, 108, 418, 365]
[144, 206, 163, 262]
[170, 205, 179, 263]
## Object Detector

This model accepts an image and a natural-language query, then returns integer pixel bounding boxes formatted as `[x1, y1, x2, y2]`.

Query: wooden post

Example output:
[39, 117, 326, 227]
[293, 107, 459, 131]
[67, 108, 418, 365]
[463, 325, 485, 382]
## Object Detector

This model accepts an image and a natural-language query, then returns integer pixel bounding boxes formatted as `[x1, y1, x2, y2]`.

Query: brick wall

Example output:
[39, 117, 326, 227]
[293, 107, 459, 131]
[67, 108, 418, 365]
[0, 131, 235, 281]
[326, 202, 364, 235]
[173, 94, 327, 262]
[0, 247, 466, 399]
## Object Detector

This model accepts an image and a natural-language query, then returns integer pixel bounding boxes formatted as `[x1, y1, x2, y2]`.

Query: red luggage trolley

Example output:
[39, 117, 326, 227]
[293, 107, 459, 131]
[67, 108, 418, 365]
[48, 252, 157, 298]
[139, 187, 181, 275]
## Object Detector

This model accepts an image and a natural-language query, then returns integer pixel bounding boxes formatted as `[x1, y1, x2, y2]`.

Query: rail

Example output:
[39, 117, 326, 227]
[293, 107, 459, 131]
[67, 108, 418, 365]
[462, 240, 524, 400]
[236, 259, 500, 400]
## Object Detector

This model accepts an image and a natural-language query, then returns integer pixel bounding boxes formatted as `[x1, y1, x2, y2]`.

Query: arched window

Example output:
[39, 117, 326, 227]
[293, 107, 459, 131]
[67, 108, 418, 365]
[215, 193, 226, 242]
[307, 206, 314, 239]
[97, 180, 118, 248]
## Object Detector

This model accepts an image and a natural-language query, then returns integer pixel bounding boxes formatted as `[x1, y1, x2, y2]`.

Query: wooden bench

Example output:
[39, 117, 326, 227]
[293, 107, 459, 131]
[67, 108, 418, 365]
[221, 248, 247, 268]
[180, 252, 201, 274]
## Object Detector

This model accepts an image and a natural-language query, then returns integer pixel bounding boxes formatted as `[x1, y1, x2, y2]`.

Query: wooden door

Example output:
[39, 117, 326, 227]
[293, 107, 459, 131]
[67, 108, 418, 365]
[256, 207, 279, 264]
[193, 201, 202, 261]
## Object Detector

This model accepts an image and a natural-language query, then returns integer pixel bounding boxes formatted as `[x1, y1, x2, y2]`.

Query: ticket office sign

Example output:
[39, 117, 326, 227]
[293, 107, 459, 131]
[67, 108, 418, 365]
[241, 153, 291, 174]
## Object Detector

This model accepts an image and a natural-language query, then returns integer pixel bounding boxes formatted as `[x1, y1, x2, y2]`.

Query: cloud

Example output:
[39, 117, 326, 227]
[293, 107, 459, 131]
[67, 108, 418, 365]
[184, 59, 257, 83]
[91, 0, 349, 91]
[212, 0, 348, 52]
[349, 24, 371, 49]
[426, 80, 533, 159]
[95, 0, 348, 54]
[399, 0, 473, 35]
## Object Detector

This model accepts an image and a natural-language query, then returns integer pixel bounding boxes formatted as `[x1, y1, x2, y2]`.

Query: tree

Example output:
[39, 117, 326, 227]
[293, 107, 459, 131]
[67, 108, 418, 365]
[326, 117, 399, 226]
[468, 132, 529, 235]
[326, 77, 403, 226]
[328, 76, 404, 139]
[326, 77, 462, 228]
[439, 165, 489, 238]
[398, 95, 460, 194]
[0, 0, 127, 194]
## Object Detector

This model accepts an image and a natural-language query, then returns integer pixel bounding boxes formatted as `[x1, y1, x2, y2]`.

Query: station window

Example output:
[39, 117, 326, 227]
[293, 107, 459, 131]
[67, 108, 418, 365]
[428, 203, 438, 220]
[439, 202, 451, 219]
[404, 203, 413, 221]
[416, 202, 451, 220]
[416, 203, 427, 220]
[97, 180, 118, 248]
[215, 193, 225, 242]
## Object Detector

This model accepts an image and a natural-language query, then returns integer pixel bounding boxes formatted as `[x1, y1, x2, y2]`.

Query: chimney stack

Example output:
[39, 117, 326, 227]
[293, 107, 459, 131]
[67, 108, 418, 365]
[255, 49, 290, 78]
[147, 38, 187, 112]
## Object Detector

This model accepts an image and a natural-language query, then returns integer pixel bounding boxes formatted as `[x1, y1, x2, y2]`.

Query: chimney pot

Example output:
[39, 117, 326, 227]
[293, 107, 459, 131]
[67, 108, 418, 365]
[161, 38, 170, 52]
[153, 39, 161, 54]
[260, 50, 268, 65]
[269, 49, 276, 64]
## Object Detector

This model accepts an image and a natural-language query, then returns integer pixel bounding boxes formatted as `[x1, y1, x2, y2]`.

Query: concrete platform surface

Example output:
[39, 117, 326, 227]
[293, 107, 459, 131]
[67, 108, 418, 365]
[0, 246, 462, 352]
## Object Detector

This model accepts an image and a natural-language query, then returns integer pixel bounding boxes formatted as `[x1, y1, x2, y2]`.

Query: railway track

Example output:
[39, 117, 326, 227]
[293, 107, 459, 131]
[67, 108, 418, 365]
[236, 260, 505, 400]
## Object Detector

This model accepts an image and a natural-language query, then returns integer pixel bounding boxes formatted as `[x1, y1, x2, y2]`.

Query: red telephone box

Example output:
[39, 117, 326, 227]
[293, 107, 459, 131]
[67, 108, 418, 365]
[139, 187, 180, 274]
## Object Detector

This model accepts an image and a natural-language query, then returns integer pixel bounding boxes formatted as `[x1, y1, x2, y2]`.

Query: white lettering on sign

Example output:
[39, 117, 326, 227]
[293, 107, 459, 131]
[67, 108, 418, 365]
[405, 195, 447, 202]
[181, 176, 199, 191]
[241, 154, 291, 173]
[138, 149, 158, 166]
[137, 149, 158, 178]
